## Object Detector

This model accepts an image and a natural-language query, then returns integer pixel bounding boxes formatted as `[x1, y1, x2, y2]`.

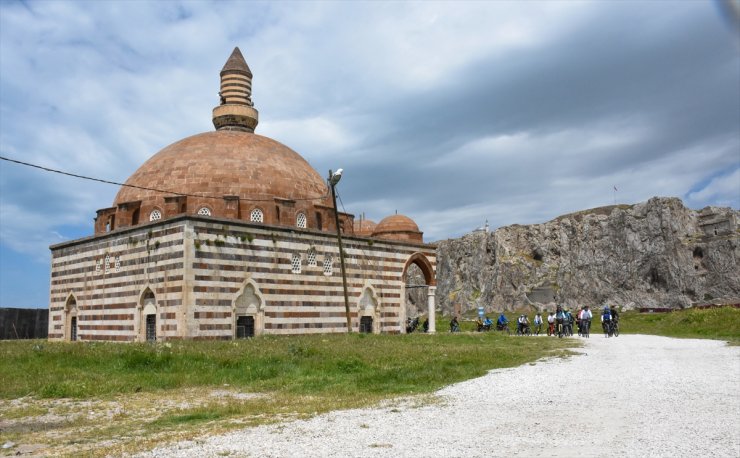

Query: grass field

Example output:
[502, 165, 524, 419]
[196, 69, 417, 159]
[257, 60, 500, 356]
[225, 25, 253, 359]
[618, 306, 740, 343]
[0, 330, 573, 456]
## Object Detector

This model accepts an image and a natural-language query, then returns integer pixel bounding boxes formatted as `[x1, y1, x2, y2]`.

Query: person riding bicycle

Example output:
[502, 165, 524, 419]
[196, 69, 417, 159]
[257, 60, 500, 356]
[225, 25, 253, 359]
[601, 305, 612, 334]
[580, 305, 593, 335]
[610, 305, 619, 323]
[483, 316, 493, 331]
[555, 305, 566, 335]
[476, 316, 484, 332]
[547, 311, 555, 336]
[496, 312, 509, 331]
[533, 312, 543, 335]
[450, 316, 460, 332]
[517, 314, 529, 334]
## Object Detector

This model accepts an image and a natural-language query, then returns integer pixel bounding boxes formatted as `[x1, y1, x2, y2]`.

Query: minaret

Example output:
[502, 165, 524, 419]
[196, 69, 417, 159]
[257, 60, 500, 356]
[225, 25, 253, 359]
[212, 47, 259, 132]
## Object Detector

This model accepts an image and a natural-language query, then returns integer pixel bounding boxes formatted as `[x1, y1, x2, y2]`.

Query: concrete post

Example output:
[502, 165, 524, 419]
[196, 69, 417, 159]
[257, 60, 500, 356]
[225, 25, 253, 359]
[427, 286, 437, 334]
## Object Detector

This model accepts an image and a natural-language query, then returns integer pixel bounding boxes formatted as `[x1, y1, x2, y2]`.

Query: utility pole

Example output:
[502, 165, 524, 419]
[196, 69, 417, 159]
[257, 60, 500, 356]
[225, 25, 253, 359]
[329, 169, 352, 332]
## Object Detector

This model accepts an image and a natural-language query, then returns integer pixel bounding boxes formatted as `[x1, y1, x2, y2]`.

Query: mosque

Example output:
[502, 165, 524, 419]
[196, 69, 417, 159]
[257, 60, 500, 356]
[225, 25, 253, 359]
[47, 48, 436, 341]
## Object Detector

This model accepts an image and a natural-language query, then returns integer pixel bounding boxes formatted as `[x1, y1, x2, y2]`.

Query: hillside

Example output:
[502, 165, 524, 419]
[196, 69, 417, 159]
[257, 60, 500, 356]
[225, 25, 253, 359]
[434, 197, 739, 314]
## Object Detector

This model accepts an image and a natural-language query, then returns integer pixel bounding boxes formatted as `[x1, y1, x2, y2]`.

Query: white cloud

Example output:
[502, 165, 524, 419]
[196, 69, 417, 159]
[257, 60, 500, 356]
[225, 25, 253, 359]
[687, 167, 740, 207]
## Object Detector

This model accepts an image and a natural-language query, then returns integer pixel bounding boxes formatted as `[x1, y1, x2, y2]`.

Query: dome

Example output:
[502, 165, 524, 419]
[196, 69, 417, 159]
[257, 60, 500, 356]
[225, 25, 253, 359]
[372, 214, 423, 242]
[114, 131, 329, 209]
[93, 47, 347, 235]
[353, 219, 377, 237]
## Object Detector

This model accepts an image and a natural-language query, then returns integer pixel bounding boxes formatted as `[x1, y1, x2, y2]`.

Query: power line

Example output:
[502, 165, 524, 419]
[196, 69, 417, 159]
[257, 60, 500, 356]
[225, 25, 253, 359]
[0, 155, 329, 202]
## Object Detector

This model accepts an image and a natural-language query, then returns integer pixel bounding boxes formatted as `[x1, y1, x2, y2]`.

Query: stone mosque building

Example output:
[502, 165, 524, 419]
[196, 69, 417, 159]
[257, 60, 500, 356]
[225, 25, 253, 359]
[48, 48, 436, 341]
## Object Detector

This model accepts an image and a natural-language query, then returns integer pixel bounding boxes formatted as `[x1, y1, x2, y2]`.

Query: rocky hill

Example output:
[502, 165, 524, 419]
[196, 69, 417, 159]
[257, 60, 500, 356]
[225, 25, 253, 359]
[433, 197, 739, 315]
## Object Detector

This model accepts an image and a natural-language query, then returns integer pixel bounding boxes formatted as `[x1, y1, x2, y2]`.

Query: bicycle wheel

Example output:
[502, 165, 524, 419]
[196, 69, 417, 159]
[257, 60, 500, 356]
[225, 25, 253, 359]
[613, 323, 619, 337]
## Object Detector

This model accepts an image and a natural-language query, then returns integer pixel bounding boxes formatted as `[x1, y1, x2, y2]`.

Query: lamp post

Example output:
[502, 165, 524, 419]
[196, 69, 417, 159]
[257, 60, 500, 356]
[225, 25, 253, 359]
[329, 169, 352, 333]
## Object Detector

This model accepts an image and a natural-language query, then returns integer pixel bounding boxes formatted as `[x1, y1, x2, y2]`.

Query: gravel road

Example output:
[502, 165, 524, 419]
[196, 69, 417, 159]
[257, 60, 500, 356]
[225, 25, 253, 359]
[140, 335, 740, 458]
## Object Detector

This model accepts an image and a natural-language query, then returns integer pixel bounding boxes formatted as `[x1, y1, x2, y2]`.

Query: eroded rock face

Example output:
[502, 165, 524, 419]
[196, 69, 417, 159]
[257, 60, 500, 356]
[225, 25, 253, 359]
[436, 197, 739, 315]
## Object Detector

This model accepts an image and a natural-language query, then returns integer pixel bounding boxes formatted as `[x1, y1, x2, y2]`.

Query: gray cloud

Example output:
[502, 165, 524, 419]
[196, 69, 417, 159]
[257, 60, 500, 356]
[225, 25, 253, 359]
[0, 1, 738, 306]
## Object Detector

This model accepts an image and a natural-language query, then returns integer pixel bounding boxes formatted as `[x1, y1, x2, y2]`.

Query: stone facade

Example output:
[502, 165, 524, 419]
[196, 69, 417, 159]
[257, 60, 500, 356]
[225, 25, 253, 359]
[49, 215, 435, 341]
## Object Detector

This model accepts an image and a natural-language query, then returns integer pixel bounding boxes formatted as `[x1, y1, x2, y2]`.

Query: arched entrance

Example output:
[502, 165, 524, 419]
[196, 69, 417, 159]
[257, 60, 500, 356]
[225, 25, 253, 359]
[357, 284, 381, 334]
[138, 288, 157, 342]
[233, 280, 265, 338]
[64, 294, 78, 341]
[402, 252, 436, 334]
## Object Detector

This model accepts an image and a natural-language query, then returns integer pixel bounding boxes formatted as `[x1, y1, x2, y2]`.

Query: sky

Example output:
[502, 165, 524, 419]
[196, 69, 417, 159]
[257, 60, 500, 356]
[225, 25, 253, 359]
[0, 0, 739, 308]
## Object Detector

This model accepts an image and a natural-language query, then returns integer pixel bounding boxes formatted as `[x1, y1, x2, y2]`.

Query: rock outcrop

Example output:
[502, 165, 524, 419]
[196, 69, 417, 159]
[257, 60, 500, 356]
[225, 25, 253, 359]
[434, 197, 739, 315]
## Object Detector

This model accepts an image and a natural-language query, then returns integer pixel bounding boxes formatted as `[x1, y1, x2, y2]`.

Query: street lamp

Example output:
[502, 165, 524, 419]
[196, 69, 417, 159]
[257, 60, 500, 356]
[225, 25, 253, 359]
[328, 169, 352, 332]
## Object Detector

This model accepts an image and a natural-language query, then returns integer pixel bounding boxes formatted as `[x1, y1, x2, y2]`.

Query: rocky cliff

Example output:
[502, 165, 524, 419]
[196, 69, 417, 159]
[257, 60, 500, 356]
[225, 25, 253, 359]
[434, 197, 739, 315]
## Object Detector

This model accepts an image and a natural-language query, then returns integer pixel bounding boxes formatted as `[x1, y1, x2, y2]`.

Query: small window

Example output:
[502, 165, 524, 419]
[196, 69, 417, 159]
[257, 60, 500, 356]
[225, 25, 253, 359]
[250, 208, 264, 223]
[323, 256, 333, 276]
[307, 248, 317, 267]
[296, 212, 307, 229]
[96, 259, 101, 274]
[291, 253, 302, 274]
[115, 255, 121, 272]
[197, 207, 211, 216]
[150, 209, 162, 221]
[104, 254, 110, 274]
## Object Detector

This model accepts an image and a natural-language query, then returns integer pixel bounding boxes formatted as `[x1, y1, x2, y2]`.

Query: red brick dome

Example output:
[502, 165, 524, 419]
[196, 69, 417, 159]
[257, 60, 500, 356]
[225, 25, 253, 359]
[372, 214, 423, 242]
[110, 131, 332, 227]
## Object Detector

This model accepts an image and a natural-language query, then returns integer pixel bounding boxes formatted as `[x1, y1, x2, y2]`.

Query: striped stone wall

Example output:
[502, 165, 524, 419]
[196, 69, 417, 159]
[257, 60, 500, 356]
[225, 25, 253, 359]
[49, 215, 436, 341]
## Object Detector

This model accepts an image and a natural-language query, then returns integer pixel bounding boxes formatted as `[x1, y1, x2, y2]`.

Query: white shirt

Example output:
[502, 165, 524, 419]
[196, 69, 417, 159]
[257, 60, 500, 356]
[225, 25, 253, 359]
[547, 314, 555, 323]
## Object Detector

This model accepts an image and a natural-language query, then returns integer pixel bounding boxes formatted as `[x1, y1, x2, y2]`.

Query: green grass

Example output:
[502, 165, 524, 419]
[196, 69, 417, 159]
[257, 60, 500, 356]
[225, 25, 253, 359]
[0, 331, 574, 456]
[0, 332, 571, 400]
[619, 306, 740, 343]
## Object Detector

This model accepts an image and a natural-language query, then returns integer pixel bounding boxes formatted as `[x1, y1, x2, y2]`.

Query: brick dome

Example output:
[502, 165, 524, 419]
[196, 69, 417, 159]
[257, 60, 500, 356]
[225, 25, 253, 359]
[107, 131, 333, 229]
[372, 214, 423, 242]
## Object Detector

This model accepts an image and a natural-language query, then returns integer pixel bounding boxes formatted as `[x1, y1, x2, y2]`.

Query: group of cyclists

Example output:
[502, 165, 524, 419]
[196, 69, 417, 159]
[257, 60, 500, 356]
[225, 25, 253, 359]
[462, 304, 620, 338]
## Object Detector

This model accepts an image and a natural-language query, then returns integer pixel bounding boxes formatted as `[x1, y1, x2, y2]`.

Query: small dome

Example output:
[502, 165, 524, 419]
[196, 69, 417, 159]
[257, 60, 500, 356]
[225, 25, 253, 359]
[372, 214, 423, 242]
[353, 219, 377, 237]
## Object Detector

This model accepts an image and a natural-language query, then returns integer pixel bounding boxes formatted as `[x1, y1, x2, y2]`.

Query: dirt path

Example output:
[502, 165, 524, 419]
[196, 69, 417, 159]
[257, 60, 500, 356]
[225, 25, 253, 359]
[140, 335, 740, 457]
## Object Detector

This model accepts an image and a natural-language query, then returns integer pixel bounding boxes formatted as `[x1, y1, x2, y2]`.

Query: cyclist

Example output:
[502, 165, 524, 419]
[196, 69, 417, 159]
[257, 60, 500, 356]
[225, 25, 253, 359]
[601, 305, 612, 336]
[555, 305, 565, 336]
[483, 316, 493, 331]
[547, 311, 555, 336]
[496, 312, 509, 331]
[533, 312, 543, 335]
[580, 305, 592, 337]
[610, 305, 620, 324]
[475, 316, 484, 332]
[564, 309, 573, 336]
[517, 314, 529, 335]
[576, 307, 583, 335]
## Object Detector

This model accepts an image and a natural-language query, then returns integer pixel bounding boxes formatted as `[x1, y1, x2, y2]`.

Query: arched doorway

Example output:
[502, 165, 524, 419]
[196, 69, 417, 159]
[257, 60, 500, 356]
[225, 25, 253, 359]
[402, 252, 436, 334]
[233, 280, 265, 338]
[357, 284, 381, 334]
[64, 294, 78, 341]
[138, 288, 157, 342]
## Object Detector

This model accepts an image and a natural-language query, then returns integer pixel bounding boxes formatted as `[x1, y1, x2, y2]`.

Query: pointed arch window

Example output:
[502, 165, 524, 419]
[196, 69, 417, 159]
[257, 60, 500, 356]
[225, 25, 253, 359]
[307, 248, 317, 267]
[323, 256, 334, 276]
[104, 254, 110, 274]
[296, 212, 307, 229]
[115, 255, 121, 272]
[291, 253, 302, 274]
[250, 208, 264, 223]
[149, 209, 162, 221]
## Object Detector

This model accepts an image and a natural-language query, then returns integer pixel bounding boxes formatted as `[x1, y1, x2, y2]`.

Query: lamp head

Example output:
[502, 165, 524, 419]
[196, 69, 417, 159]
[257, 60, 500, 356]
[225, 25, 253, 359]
[329, 168, 343, 186]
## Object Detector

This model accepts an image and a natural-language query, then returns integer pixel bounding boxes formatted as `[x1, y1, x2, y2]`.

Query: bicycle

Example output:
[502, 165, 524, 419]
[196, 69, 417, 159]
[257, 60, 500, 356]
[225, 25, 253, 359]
[581, 319, 590, 338]
[612, 321, 619, 337]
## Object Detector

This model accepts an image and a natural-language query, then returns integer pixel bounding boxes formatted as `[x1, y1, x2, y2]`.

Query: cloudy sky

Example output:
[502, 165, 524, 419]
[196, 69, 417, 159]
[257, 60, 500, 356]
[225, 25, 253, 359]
[1, 0, 738, 308]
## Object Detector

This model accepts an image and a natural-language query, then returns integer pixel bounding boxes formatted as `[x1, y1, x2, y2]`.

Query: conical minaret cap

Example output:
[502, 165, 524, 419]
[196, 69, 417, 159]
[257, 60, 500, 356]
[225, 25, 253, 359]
[213, 47, 259, 132]
[221, 47, 252, 77]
